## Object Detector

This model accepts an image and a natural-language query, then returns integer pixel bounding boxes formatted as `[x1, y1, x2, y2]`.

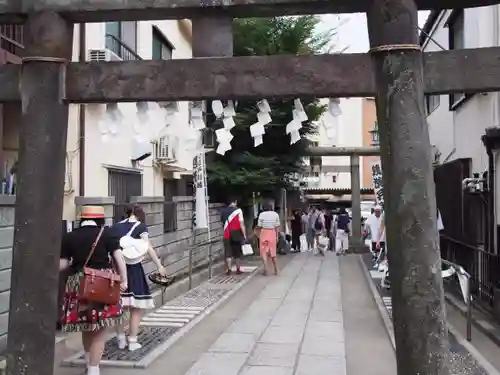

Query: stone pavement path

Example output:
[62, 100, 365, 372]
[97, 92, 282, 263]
[184, 253, 345, 375]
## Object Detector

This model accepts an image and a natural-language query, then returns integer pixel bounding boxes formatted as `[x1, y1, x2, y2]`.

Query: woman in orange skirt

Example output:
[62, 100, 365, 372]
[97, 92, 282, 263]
[256, 203, 281, 275]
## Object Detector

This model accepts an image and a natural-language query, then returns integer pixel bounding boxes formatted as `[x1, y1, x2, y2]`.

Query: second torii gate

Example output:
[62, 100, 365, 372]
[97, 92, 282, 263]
[307, 146, 380, 251]
[0, 1, 496, 375]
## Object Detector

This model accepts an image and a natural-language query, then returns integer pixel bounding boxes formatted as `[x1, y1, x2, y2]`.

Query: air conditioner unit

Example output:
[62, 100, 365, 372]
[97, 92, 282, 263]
[88, 49, 122, 63]
[153, 137, 177, 163]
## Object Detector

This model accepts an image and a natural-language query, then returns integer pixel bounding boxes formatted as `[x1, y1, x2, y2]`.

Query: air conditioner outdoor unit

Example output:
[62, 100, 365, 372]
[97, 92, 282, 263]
[153, 137, 177, 163]
[88, 49, 122, 63]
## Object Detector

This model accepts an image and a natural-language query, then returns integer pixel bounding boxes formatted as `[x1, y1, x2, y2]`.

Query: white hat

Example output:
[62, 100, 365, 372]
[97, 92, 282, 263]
[374, 205, 382, 210]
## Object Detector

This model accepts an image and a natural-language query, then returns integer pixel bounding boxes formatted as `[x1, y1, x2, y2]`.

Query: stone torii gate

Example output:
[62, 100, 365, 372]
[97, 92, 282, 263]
[0, 1, 496, 375]
[307, 146, 380, 251]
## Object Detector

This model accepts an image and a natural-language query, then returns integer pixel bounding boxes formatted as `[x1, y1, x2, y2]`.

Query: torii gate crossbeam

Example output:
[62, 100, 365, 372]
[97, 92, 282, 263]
[0, 1, 487, 375]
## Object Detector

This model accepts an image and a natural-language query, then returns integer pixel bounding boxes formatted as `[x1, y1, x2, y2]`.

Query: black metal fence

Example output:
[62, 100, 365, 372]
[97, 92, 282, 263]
[0, 24, 24, 56]
[164, 201, 177, 233]
[441, 234, 500, 311]
[105, 33, 142, 61]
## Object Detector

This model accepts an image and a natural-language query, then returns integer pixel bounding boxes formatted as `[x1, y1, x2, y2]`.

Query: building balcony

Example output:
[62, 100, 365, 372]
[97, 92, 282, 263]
[0, 24, 24, 62]
[105, 33, 142, 61]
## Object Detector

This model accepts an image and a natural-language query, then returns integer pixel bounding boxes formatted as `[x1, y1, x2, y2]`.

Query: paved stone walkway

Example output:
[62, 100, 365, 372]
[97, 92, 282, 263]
[184, 253, 345, 375]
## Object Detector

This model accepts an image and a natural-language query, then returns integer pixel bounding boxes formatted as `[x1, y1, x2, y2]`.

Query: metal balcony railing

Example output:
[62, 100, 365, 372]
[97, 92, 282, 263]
[105, 33, 142, 61]
[0, 24, 24, 56]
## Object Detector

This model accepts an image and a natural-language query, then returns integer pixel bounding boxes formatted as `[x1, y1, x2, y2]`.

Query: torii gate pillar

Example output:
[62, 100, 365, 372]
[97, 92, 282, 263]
[367, 1, 450, 374]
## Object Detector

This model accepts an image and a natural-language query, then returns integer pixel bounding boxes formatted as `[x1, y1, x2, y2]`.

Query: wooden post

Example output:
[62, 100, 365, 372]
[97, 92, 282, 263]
[367, 1, 450, 374]
[6, 11, 73, 375]
[349, 154, 363, 251]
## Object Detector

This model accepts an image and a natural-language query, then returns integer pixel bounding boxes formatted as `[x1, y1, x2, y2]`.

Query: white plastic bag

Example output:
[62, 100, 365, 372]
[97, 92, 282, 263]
[318, 235, 329, 248]
[242, 243, 254, 256]
[300, 234, 308, 252]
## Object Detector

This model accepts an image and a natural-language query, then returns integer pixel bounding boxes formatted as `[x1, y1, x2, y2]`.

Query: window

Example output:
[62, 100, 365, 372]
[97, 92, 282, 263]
[332, 175, 337, 183]
[105, 21, 138, 59]
[425, 95, 440, 115]
[448, 10, 466, 109]
[108, 169, 142, 222]
[152, 26, 174, 60]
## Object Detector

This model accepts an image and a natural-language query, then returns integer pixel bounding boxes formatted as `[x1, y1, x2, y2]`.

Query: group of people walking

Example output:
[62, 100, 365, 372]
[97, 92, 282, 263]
[290, 206, 352, 255]
[59, 204, 171, 375]
[59, 198, 385, 375]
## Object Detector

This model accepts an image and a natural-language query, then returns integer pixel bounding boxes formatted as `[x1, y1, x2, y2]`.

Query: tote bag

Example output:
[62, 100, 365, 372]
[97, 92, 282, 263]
[120, 222, 149, 265]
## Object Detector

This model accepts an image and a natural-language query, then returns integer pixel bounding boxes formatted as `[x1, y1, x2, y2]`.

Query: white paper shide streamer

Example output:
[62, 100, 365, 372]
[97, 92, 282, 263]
[286, 99, 308, 145]
[214, 100, 236, 155]
[250, 99, 272, 147]
[321, 98, 341, 142]
[98, 104, 124, 143]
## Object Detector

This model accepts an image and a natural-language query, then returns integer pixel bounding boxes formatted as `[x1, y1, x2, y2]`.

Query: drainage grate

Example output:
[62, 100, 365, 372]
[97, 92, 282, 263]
[210, 275, 247, 284]
[168, 287, 229, 308]
[80, 327, 178, 362]
[63, 265, 259, 369]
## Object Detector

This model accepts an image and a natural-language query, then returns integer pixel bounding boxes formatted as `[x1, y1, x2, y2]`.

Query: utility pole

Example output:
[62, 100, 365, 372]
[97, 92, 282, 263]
[367, 1, 450, 374]
[6, 11, 73, 375]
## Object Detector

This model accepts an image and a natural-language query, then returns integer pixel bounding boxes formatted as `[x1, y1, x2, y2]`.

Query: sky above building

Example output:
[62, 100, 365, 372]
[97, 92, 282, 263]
[320, 11, 431, 53]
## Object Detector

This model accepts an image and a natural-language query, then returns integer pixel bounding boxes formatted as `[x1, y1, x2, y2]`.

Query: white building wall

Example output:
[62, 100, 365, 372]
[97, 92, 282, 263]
[424, 6, 500, 221]
[425, 7, 499, 175]
[304, 98, 364, 190]
[62, 22, 193, 220]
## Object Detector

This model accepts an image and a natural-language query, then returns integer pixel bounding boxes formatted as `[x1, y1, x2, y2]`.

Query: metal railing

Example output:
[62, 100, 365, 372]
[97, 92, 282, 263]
[105, 33, 142, 61]
[163, 201, 177, 233]
[0, 24, 24, 55]
[440, 234, 500, 312]
[442, 259, 473, 341]
[155, 237, 223, 304]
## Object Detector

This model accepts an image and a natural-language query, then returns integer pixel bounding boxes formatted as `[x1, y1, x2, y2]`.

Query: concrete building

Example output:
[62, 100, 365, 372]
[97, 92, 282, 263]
[0, 22, 226, 351]
[361, 97, 380, 194]
[422, 8, 500, 175]
[0, 21, 199, 221]
[303, 97, 376, 203]
[421, 7, 498, 245]
[65, 20, 197, 220]
[421, 8, 500, 313]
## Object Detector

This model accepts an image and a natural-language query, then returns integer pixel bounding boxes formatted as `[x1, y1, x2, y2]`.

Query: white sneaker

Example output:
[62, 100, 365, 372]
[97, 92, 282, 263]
[117, 334, 127, 350]
[128, 337, 142, 351]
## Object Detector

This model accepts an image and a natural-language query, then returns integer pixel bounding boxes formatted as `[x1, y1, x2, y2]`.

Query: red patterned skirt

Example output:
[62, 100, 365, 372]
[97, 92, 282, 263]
[60, 270, 124, 332]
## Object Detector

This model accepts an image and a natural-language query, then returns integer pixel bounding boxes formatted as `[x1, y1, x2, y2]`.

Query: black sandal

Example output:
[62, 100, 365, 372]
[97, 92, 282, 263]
[148, 273, 175, 287]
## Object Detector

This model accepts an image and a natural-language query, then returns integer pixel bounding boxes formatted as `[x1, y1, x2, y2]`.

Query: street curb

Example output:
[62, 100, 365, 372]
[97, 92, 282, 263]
[358, 255, 500, 374]
[357, 255, 395, 349]
[62, 265, 262, 369]
[445, 292, 500, 349]
[447, 324, 500, 375]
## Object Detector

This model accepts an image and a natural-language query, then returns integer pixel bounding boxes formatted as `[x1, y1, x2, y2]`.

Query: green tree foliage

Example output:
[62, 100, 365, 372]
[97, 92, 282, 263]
[207, 16, 333, 202]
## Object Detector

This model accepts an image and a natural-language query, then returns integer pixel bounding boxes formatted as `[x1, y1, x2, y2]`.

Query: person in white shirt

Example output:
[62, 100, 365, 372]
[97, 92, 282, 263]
[364, 205, 386, 261]
[256, 203, 281, 276]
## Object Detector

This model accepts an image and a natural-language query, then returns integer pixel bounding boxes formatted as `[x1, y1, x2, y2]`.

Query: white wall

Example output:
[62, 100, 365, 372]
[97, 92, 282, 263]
[304, 98, 364, 190]
[424, 6, 500, 222]
[425, 7, 499, 175]
[62, 21, 193, 220]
